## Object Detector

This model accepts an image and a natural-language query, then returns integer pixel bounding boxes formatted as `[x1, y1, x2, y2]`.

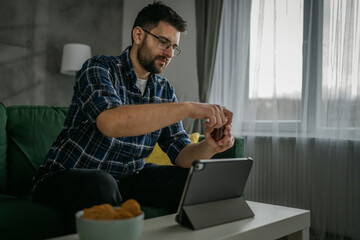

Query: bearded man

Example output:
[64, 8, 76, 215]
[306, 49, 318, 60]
[32, 2, 234, 231]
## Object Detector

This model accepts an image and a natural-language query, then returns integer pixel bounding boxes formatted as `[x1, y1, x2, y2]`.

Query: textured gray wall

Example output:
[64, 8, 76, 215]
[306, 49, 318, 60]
[0, 0, 124, 107]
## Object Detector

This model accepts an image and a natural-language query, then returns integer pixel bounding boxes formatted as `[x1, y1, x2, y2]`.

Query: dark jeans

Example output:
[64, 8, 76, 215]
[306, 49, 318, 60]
[33, 163, 189, 232]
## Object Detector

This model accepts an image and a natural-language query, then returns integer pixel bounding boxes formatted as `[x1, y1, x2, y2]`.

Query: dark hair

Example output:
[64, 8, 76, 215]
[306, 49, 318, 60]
[131, 2, 187, 43]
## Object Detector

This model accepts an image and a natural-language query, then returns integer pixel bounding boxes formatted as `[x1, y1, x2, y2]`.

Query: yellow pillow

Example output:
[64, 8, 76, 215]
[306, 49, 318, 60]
[145, 133, 200, 165]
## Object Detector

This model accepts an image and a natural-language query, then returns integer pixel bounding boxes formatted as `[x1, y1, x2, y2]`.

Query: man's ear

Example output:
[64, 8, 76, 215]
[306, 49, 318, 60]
[132, 26, 144, 45]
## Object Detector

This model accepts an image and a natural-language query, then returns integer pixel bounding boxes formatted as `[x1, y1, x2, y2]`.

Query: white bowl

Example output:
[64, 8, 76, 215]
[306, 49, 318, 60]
[75, 210, 144, 240]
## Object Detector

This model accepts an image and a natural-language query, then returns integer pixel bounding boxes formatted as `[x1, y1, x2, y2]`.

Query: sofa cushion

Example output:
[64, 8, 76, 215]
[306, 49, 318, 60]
[145, 132, 200, 165]
[0, 194, 67, 240]
[141, 205, 171, 219]
[0, 102, 7, 193]
[6, 106, 68, 196]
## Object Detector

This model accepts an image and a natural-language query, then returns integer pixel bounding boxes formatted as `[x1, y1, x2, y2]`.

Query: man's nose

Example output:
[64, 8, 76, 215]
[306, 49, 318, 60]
[163, 46, 174, 58]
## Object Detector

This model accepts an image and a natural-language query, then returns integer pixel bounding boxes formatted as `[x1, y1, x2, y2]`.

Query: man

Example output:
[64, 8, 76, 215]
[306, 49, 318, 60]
[33, 2, 234, 225]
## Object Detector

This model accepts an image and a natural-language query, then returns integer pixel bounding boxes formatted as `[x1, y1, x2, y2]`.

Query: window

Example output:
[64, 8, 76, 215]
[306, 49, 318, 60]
[210, 0, 360, 139]
[249, 0, 303, 121]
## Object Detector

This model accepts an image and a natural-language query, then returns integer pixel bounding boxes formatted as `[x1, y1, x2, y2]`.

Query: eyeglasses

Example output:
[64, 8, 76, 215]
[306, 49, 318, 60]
[142, 29, 182, 56]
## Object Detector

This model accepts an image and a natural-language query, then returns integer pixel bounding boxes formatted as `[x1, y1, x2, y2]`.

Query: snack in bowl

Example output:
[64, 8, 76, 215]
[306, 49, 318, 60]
[76, 199, 144, 240]
[120, 199, 142, 217]
[82, 199, 141, 220]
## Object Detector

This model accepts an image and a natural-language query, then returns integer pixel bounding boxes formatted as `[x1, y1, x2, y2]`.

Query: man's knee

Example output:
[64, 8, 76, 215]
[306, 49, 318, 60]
[77, 169, 122, 206]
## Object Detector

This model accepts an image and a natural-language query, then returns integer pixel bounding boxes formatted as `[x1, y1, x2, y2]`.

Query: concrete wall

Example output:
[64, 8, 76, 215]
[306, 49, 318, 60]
[0, 0, 198, 131]
[0, 0, 124, 106]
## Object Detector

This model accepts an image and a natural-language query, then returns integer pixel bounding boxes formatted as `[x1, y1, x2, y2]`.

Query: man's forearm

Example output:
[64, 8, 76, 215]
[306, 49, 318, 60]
[174, 140, 217, 168]
[96, 101, 231, 138]
[96, 102, 191, 138]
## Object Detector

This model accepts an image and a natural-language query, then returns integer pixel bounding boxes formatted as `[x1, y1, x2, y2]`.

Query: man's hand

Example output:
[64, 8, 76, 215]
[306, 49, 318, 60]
[188, 103, 233, 129]
[189, 103, 234, 153]
[204, 124, 234, 153]
[175, 123, 235, 168]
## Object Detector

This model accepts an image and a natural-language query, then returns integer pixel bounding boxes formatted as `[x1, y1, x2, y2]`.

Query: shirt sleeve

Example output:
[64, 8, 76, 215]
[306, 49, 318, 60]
[158, 121, 192, 164]
[74, 56, 122, 125]
[157, 91, 192, 164]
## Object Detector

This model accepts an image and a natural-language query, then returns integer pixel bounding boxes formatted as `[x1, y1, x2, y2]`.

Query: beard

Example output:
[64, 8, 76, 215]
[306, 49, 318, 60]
[137, 38, 168, 74]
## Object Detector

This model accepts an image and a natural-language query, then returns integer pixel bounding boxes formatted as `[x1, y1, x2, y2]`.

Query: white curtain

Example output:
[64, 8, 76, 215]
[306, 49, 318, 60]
[321, 0, 360, 140]
[210, 0, 360, 239]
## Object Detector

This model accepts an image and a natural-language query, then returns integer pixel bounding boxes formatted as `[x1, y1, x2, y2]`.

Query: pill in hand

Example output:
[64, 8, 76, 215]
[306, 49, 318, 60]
[211, 125, 225, 142]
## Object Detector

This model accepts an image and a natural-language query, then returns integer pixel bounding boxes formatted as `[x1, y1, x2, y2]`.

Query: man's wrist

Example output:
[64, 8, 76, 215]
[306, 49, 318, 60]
[199, 139, 218, 158]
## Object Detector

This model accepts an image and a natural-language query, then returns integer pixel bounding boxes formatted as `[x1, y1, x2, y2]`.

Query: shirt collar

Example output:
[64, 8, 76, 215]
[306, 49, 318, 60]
[119, 46, 136, 86]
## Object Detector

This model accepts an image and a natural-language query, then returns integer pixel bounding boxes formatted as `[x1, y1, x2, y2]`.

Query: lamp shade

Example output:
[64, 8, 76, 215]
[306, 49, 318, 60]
[61, 43, 91, 76]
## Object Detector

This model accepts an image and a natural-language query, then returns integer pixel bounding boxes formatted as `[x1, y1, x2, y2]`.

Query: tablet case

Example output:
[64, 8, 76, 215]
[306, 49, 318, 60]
[175, 158, 254, 230]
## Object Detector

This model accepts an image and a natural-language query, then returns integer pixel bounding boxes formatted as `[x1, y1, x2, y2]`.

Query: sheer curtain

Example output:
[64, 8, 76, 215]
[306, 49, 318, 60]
[210, 0, 360, 239]
[321, 0, 360, 140]
[210, 0, 251, 134]
[193, 0, 224, 133]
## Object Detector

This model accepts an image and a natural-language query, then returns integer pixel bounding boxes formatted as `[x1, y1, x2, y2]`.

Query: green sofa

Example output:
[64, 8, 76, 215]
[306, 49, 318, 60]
[0, 102, 245, 240]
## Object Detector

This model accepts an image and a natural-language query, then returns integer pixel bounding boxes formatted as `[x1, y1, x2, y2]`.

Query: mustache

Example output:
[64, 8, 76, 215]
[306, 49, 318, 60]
[156, 56, 169, 63]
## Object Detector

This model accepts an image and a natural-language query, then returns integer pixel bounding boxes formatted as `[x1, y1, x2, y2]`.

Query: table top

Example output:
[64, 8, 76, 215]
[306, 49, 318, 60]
[48, 201, 310, 240]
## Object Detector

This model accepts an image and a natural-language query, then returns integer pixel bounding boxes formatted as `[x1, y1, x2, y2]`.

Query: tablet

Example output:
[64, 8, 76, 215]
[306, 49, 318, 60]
[175, 157, 254, 229]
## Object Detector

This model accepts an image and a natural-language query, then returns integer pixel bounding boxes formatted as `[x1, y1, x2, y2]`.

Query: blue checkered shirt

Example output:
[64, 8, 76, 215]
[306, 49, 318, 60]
[33, 47, 191, 187]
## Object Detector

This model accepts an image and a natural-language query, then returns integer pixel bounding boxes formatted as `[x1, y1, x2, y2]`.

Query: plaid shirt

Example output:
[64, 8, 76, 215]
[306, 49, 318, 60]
[33, 47, 191, 187]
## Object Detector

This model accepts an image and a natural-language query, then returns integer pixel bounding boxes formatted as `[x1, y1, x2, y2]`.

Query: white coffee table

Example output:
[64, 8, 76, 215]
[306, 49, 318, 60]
[48, 201, 310, 240]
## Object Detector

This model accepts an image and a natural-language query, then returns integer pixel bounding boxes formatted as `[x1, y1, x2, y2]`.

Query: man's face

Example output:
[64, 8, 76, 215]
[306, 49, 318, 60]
[137, 21, 180, 74]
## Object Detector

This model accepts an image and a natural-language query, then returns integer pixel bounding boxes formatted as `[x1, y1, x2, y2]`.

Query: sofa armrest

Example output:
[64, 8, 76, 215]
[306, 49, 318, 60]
[198, 135, 245, 159]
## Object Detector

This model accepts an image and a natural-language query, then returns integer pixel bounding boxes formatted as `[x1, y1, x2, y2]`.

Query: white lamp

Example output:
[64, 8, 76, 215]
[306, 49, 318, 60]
[60, 43, 91, 76]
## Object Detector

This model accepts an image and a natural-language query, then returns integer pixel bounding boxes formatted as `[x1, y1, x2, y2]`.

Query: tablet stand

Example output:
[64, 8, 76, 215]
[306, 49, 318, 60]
[179, 196, 254, 230]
